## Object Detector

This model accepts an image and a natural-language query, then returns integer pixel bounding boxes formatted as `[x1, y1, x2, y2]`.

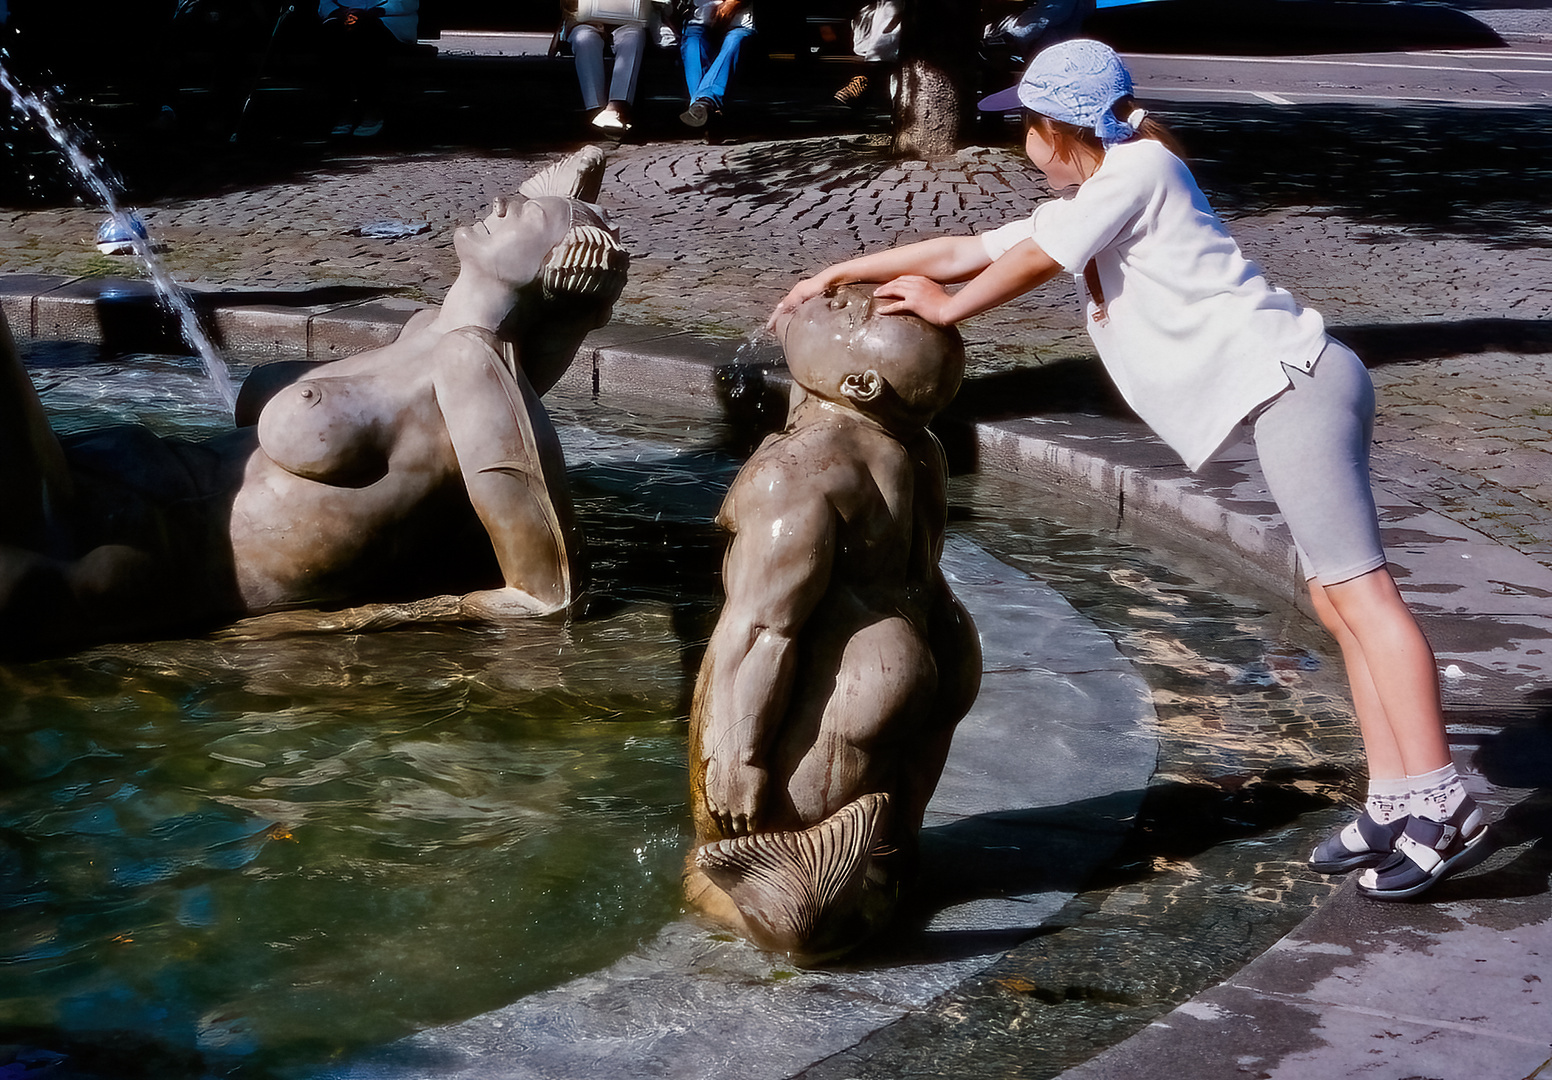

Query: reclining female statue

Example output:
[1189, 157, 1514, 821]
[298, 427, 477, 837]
[0, 148, 627, 655]
[685, 284, 982, 960]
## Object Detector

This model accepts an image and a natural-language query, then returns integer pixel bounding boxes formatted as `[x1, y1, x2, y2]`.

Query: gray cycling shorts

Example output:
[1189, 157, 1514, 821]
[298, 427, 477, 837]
[1251, 339, 1387, 585]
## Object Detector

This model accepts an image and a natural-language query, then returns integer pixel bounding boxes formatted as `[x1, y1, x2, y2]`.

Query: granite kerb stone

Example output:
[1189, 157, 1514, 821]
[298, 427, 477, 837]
[1058, 807, 1552, 1080]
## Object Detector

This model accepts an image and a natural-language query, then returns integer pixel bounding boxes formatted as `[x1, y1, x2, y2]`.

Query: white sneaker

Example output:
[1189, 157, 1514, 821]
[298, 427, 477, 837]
[590, 105, 629, 133]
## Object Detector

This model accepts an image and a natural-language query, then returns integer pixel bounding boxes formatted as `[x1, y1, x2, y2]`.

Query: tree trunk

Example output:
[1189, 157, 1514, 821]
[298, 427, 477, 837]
[892, 0, 981, 159]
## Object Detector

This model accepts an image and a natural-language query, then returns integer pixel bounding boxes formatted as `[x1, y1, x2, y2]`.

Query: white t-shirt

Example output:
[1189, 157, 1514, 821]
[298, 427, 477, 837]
[981, 138, 1327, 470]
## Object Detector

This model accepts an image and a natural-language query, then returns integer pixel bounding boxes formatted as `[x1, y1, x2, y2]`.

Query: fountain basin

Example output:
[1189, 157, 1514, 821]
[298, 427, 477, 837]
[2, 272, 1376, 1080]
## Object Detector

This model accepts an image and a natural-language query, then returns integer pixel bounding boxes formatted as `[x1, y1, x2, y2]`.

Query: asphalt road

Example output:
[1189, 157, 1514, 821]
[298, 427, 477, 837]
[1127, 40, 1552, 108]
[429, 26, 1552, 108]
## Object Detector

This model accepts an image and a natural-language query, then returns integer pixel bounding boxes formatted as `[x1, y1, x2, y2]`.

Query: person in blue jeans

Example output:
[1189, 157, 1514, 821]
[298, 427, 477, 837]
[678, 0, 755, 129]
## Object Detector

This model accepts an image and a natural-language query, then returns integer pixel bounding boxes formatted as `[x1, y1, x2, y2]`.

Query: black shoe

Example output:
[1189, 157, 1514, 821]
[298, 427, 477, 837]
[679, 98, 712, 128]
[590, 102, 631, 138]
[702, 104, 727, 144]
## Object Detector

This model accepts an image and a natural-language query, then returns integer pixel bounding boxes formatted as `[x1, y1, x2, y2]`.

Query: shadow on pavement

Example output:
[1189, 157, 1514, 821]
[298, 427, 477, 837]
[946, 356, 1131, 425]
[815, 770, 1339, 974]
[1444, 691, 1552, 903]
[1166, 104, 1552, 248]
[1335, 317, 1552, 365]
[0, 10, 885, 207]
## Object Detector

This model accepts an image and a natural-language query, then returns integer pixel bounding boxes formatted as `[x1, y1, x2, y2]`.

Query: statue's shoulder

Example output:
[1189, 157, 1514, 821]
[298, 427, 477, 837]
[732, 439, 804, 493]
[430, 326, 519, 378]
[439, 325, 503, 354]
[725, 433, 834, 525]
[749, 421, 854, 477]
[903, 425, 947, 470]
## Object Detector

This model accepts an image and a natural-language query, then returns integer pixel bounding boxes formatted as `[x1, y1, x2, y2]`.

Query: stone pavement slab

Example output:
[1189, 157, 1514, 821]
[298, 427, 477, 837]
[1060, 877, 1552, 1080]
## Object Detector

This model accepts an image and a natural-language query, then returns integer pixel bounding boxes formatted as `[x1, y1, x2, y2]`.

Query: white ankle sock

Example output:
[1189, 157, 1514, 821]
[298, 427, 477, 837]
[1364, 775, 1411, 825]
[1408, 763, 1467, 822]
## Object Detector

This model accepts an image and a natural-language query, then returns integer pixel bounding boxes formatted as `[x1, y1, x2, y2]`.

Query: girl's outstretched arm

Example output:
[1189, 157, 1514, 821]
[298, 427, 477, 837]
[873, 239, 1061, 326]
[769, 235, 992, 326]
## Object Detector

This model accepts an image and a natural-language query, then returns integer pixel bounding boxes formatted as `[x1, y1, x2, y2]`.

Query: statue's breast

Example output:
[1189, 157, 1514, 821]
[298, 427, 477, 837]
[257, 376, 389, 486]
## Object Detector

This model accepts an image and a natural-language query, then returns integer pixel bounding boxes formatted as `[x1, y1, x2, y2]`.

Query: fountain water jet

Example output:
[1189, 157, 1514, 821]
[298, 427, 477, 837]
[0, 53, 236, 406]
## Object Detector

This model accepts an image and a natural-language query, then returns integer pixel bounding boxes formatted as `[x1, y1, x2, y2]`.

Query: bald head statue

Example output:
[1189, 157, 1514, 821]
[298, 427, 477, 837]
[778, 284, 965, 430]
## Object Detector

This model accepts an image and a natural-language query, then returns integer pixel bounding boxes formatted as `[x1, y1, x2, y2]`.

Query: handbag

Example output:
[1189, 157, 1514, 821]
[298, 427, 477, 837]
[571, 0, 652, 26]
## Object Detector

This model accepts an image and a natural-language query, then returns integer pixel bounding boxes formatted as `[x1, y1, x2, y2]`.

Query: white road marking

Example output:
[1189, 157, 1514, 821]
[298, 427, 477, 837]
[1124, 51, 1552, 76]
[1135, 84, 1540, 108]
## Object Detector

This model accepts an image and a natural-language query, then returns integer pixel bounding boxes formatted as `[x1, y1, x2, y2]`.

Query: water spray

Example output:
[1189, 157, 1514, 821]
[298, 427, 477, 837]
[0, 53, 237, 407]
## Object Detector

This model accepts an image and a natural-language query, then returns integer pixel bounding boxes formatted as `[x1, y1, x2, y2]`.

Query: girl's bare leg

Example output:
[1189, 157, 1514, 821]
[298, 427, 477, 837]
[1315, 569, 1493, 898]
[1310, 567, 1450, 776]
[1307, 577, 1403, 779]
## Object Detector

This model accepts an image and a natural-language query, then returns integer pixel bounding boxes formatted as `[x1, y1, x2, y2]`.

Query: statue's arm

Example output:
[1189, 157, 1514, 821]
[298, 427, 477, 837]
[701, 459, 836, 835]
[431, 329, 583, 615]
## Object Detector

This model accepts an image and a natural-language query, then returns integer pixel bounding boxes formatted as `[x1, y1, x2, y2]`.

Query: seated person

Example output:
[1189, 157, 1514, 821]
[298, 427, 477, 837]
[0, 148, 627, 656]
[317, 0, 422, 137]
[561, 0, 673, 134]
[685, 284, 981, 959]
[677, 0, 755, 129]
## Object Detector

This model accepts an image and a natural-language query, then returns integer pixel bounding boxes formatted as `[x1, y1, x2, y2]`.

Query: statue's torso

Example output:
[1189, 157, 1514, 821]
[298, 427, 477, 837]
[228, 341, 484, 612]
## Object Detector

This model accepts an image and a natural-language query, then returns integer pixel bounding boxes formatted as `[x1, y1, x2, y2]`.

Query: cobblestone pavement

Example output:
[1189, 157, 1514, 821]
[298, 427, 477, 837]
[4, 98, 1549, 569]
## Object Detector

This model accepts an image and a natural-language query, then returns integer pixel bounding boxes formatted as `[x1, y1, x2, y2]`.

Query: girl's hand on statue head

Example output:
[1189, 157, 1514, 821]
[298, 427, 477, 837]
[767, 275, 830, 329]
[873, 275, 952, 325]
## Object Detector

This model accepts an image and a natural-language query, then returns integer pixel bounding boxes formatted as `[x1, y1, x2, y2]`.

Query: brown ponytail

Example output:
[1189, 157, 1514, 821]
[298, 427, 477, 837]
[1027, 96, 1186, 161]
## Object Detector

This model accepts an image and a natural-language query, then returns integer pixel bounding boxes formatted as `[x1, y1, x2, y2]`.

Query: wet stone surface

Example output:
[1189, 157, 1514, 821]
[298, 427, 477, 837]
[2, 348, 1371, 1080]
[3, 69, 1549, 1078]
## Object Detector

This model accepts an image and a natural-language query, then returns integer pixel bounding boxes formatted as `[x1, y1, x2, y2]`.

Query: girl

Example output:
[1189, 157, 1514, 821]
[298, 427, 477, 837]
[770, 39, 1490, 901]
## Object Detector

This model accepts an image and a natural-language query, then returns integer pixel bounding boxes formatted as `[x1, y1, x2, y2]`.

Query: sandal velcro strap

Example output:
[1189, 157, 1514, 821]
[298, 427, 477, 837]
[1354, 811, 1405, 852]
[1407, 815, 1459, 851]
[1310, 811, 1406, 874]
[1394, 828, 1447, 874]
[1356, 796, 1491, 900]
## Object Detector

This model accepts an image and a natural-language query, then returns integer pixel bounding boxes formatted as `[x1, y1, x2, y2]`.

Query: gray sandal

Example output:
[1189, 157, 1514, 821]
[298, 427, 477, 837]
[1357, 796, 1491, 901]
[1309, 810, 1407, 874]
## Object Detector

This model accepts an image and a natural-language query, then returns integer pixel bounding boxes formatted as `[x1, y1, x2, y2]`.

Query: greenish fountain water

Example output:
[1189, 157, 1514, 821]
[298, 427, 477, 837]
[2, 343, 735, 1077]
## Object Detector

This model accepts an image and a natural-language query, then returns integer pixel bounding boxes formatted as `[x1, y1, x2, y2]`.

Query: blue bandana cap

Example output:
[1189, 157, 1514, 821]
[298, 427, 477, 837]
[979, 39, 1140, 147]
